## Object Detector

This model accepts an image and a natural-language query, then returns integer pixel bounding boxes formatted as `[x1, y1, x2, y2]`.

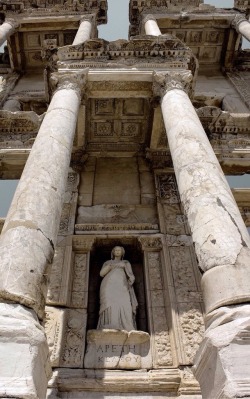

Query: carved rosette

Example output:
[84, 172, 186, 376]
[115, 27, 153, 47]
[232, 14, 248, 32]
[152, 71, 193, 99]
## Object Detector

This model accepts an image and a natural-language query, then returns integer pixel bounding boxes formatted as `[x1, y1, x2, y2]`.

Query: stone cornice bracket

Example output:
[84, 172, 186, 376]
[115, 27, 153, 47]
[231, 14, 248, 32]
[152, 71, 193, 100]
[49, 70, 88, 102]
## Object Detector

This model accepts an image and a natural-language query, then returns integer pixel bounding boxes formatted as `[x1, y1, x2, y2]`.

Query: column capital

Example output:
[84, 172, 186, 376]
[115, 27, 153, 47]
[231, 14, 248, 32]
[50, 70, 88, 99]
[152, 71, 193, 99]
[79, 13, 96, 24]
[4, 18, 19, 30]
[141, 14, 157, 25]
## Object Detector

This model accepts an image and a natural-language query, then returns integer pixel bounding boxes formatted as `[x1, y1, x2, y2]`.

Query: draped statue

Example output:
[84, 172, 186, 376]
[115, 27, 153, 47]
[97, 246, 138, 332]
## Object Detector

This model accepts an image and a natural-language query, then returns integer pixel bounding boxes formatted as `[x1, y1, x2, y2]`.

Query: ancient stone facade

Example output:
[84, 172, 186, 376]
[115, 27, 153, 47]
[0, 1, 250, 398]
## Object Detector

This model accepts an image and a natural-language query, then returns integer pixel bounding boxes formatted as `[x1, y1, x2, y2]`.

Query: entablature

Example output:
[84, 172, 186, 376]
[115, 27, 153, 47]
[0, 0, 107, 24]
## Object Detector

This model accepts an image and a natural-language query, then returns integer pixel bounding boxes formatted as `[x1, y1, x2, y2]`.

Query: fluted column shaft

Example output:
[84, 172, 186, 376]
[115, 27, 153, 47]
[0, 19, 18, 47]
[143, 15, 161, 36]
[73, 16, 93, 45]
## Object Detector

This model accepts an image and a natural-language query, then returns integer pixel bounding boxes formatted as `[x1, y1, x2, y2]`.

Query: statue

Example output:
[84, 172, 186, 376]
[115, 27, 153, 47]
[97, 246, 138, 332]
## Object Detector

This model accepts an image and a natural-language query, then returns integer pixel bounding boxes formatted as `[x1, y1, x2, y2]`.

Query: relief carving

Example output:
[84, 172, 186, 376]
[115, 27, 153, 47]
[138, 235, 162, 250]
[157, 174, 180, 204]
[59, 170, 79, 235]
[71, 253, 89, 309]
[178, 302, 204, 363]
[44, 307, 87, 368]
[146, 251, 173, 366]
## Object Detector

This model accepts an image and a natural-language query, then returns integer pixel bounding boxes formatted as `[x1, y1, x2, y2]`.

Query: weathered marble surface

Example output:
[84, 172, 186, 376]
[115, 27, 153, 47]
[0, 303, 51, 398]
[0, 81, 81, 317]
[160, 85, 250, 313]
[84, 329, 152, 369]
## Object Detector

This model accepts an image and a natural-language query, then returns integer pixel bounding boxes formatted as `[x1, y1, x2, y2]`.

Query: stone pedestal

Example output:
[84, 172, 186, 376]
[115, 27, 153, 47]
[0, 303, 51, 398]
[84, 329, 152, 369]
[193, 305, 250, 399]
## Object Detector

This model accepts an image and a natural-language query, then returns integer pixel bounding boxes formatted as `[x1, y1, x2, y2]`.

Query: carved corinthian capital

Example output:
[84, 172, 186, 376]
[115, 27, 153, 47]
[142, 14, 157, 25]
[231, 14, 248, 32]
[5, 18, 19, 30]
[80, 14, 96, 24]
[152, 71, 193, 99]
[50, 70, 88, 99]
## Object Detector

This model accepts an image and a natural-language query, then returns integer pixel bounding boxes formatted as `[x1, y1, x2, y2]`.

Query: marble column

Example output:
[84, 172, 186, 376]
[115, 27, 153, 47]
[73, 15, 94, 45]
[0, 19, 18, 47]
[153, 71, 250, 399]
[232, 14, 250, 42]
[0, 72, 86, 398]
[143, 14, 161, 36]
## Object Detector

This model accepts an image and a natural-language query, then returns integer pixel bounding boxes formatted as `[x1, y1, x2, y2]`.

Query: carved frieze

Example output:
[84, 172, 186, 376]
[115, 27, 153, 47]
[75, 223, 159, 233]
[45, 306, 87, 368]
[56, 35, 196, 71]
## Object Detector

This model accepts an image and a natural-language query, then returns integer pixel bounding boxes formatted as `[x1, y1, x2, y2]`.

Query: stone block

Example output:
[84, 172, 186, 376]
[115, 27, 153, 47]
[0, 303, 51, 399]
[84, 329, 152, 369]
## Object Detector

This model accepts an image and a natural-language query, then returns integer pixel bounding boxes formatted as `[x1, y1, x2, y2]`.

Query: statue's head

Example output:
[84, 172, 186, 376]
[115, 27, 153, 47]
[111, 246, 125, 260]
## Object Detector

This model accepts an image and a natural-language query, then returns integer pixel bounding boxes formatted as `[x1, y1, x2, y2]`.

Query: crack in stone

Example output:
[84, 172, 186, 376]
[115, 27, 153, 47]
[216, 197, 247, 248]
[37, 228, 54, 252]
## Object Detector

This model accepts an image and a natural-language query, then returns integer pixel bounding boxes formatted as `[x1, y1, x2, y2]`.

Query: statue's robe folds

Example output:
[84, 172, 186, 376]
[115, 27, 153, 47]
[97, 260, 138, 331]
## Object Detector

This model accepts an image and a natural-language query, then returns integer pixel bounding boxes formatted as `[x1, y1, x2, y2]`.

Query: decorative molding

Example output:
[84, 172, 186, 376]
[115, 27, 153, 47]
[0, 1, 107, 24]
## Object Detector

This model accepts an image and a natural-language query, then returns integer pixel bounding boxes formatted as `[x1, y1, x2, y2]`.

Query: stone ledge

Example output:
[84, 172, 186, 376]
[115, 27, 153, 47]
[49, 368, 182, 393]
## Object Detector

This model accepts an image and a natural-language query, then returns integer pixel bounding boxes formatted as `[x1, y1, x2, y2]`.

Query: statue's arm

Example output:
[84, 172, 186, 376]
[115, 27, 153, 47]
[124, 261, 135, 285]
[100, 261, 112, 277]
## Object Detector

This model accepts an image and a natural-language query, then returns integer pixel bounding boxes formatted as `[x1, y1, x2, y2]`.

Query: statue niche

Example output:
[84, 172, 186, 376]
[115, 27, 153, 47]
[84, 246, 152, 370]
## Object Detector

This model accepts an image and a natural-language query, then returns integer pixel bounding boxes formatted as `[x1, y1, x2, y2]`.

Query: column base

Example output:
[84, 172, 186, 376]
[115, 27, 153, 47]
[0, 303, 51, 399]
[202, 248, 250, 313]
[193, 305, 250, 399]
